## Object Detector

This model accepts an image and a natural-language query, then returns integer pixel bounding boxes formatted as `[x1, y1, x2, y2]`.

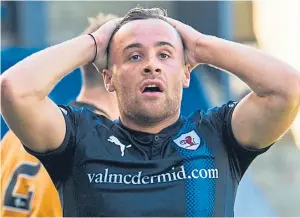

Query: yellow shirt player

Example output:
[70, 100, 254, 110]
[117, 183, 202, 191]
[1, 131, 62, 217]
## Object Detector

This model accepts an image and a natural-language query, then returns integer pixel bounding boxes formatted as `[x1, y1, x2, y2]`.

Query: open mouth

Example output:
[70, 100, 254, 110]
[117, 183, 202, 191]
[142, 84, 162, 93]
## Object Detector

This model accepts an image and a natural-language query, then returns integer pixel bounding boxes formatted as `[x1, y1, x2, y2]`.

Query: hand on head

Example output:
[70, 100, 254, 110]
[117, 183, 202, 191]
[87, 9, 205, 73]
[83, 13, 122, 72]
[165, 17, 205, 69]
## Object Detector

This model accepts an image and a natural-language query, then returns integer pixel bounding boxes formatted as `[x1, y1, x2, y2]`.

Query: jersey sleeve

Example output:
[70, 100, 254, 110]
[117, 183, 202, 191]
[23, 105, 83, 185]
[205, 101, 273, 180]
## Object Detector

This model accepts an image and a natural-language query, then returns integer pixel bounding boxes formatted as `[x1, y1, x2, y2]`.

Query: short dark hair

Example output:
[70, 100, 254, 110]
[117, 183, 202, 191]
[113, 7, 168, 36]
[107, 7, 178, 67]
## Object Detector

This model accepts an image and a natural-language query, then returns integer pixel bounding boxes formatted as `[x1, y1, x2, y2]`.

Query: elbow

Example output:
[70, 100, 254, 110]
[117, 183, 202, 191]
[267, 73, 300, 113]
[295, 75, 300, 108]
[1, 75, 17, 114]
[283, 74, 300, 110]
[0, 74, 26, 112]
[0, 75, 15, 105]
[1, 72, 33, 106]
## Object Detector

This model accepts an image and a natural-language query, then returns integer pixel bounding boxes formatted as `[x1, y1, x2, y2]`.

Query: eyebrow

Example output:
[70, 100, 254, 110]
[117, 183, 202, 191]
[155, 41, 176, 50]
[122, 43, 142, 53]
[122, 41, 176, 53]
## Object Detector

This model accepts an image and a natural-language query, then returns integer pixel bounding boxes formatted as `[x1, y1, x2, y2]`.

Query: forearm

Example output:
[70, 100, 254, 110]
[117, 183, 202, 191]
[198, 35, 300, 102]
[1, 34, 95, 101]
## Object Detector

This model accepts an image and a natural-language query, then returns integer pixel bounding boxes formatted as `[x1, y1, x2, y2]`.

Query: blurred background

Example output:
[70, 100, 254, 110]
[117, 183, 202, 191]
[1, 0, 299, 216]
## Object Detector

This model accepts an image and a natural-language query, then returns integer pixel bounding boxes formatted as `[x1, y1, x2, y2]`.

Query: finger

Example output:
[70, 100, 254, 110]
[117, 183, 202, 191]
[96, 14, 119, 24]
[165, 17, 182, 29]
[97, 18, 121, 35]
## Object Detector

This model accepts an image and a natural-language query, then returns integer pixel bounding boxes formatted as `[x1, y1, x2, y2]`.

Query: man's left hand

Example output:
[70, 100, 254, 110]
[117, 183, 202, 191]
[167, 17, 206, 70]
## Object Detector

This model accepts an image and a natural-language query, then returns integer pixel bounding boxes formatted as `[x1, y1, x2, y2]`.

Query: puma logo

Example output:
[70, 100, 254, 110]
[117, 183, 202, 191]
[107, 136, 132, 156]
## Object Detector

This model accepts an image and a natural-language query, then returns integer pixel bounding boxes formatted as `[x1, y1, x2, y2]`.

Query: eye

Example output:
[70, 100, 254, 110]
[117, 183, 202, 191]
[160, 53, 170, 59]
[130, 54, 142, 61]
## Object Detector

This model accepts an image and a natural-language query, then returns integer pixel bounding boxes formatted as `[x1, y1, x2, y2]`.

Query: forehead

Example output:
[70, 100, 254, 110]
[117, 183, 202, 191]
[112, 19, 183, 50]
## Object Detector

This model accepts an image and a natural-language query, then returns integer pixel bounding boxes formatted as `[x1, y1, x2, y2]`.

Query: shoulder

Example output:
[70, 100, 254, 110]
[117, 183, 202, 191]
[185, 101, 238, 133]
[58, 105, 115, 139]
[203, 101, 238, 119]
[186, 101, 237, 121]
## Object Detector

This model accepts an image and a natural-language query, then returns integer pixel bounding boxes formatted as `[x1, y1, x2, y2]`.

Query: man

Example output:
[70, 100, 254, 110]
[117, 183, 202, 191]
[1, 14, 119, 217]
[1, 7, 300, 217]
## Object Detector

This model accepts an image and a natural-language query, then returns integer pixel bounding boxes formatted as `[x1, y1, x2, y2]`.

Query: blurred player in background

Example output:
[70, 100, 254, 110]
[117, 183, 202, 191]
[0, 13, 119, 217]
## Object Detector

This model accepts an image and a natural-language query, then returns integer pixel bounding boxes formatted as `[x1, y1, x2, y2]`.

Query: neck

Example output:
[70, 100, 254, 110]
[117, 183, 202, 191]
[76, 86, 119, 120]
[119, 111, 180, 134]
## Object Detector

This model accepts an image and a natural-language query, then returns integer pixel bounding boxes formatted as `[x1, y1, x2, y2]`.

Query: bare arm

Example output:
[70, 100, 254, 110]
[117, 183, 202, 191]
[198, 36, 300, 149]
[0, 18, 120, 153]
[0, 35, 95, 152]
[168, 18, 300, 149]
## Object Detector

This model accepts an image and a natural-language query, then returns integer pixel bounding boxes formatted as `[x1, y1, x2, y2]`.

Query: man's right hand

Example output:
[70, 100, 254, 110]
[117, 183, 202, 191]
[92, 18, 122, 70]
[0, 17, 123, 154]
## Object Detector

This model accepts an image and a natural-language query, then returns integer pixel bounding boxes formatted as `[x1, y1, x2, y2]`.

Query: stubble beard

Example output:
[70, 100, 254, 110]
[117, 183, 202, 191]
[119, 92, 182, 127]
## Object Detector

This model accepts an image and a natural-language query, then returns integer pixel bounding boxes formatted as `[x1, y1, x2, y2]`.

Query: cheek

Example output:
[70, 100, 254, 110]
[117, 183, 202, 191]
[165, 65, 187, 86]
[165, 76, 183, 94]
[113, 67, 139, 92]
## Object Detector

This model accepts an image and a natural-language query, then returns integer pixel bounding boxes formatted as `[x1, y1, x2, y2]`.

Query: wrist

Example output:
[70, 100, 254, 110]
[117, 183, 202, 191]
[195, 34, 218, 64]
[87, 33, 97, 63]
[78, 34, 98, 66]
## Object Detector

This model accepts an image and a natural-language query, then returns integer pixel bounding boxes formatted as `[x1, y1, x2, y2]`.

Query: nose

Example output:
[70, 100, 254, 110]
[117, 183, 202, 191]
[144, 68, 161, 74]
[143, 56, 162, 75]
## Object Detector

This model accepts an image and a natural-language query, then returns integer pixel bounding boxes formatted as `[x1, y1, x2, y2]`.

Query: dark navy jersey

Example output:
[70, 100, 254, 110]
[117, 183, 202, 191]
[24, 101, 271, 217]
[68, 101, 110, 118]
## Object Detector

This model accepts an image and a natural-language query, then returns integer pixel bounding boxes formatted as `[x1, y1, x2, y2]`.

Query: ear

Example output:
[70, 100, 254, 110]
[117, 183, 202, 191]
[103, 69, 115, 92]
[182, 64, 191, 88]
